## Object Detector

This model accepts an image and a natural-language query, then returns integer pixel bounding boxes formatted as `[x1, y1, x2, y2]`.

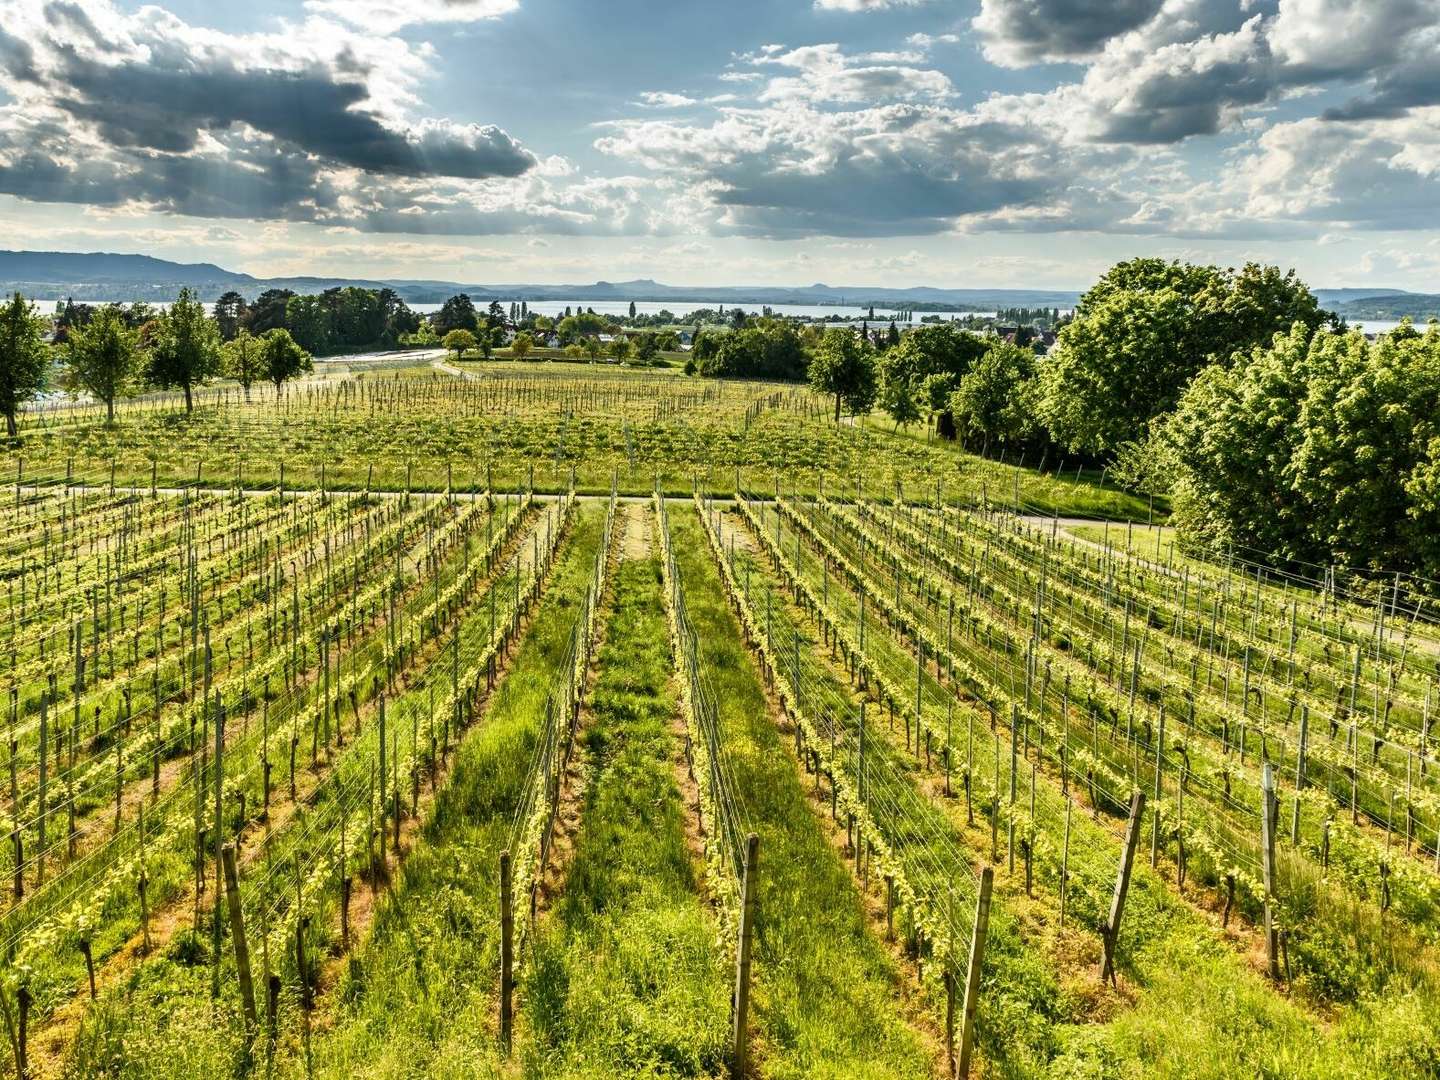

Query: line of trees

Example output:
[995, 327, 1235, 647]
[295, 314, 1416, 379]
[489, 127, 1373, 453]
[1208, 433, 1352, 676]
[0, 288, 314, 431]
[213, 286, 422, 357]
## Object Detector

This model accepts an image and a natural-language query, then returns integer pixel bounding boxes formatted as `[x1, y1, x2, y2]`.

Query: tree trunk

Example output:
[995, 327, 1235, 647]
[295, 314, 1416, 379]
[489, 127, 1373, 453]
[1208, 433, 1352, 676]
[184, 383, 193, 413]
[834, 393, 841, 423]
[4, 409, 15, 439]
[106, 396, 114, 424]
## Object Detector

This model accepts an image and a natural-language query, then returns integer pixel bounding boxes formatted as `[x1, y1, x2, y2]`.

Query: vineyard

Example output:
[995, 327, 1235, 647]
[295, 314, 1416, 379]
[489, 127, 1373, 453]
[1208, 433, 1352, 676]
[0, 362, 1437, 1079]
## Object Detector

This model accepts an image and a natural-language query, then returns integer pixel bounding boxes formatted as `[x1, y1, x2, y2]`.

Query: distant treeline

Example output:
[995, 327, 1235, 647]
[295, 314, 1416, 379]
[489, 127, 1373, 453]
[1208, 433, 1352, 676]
[53, 286, 423, 357]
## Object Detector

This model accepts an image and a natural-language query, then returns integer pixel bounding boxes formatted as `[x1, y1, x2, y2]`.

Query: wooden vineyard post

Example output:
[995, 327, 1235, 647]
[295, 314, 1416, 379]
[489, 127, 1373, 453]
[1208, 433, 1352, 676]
[1060, 798, 1072, 927]
[1151, 706, 1165, 868]
[1261, 763, 1280, 980]
[957, 865, 994, 1079]
[1291, 706, 1308, 846]
[499, 848, 513, 1053]
[15, 985, 30, 1080]
[211, 692, 225, 1001]
[1100, 791, 1145, 985]
[221, 844, 257, 1030]
[732, 832, 760, 1080]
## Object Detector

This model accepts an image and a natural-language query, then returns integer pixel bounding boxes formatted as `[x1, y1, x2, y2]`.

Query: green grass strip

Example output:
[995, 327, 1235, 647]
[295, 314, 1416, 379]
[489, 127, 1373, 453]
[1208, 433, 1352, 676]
[522, 553, 730, 1078]
[670, 507, 937, 1080]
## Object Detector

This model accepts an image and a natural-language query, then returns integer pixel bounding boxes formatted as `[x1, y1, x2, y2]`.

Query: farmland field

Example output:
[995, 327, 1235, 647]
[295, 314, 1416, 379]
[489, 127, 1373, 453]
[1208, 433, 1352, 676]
[1, 360, 1438, 1080]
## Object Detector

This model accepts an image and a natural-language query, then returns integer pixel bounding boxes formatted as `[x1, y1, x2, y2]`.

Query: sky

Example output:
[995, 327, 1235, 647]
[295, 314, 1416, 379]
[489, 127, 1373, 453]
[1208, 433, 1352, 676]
[0, 0, 1437, 290]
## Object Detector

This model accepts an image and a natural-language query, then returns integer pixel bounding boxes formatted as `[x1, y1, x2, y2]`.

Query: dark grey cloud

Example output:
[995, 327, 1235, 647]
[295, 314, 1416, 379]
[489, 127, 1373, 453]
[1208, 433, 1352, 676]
[1323, 57, 1440, 120]
[0, 28, 40, 83]
[41, 47, 534, 179]
[974, 0, 1165, 65]
[0, 124, 341, 219]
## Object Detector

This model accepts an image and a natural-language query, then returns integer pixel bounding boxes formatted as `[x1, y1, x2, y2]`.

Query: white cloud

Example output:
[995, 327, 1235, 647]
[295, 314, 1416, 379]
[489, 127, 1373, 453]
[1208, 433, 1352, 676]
[637, 92, 700, 108]
[812, 0, 923, 10]
[752, 43, 954, 104]
[302, 0, 519, 34]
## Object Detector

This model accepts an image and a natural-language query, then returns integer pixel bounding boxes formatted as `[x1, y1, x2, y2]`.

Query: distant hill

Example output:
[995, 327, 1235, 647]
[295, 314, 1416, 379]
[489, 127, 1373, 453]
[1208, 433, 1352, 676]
[1329, 293, 1440, 321]
[0, 250, 254, 297]
[1313, 287, 1413, 305]
[0, 249, 1081, 310]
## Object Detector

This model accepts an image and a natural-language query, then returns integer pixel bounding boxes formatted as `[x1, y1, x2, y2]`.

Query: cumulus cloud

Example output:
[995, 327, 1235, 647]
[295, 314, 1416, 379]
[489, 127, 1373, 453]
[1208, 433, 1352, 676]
[974, 0, 1165, 66]
[0, 0, 651, 237]
[596, 96, 1127, 237]
[752, 43, 954, 104]
[637, 91, 700, 108]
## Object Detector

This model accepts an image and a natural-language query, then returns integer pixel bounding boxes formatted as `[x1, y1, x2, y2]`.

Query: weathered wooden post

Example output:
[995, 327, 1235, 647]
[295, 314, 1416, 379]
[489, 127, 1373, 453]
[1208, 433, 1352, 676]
[732, 832, 760, 1080]
[1261, 763, 1280, 980]
[499, 848, 514, 1052]
[957, 865, 994, 1079]
[221, 844, 257, 1030]
[1100, 791, 1145, 985]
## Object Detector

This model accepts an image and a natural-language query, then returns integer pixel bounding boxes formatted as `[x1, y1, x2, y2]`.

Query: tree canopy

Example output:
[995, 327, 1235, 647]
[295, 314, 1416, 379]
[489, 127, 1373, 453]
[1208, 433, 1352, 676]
[147, 287, 221, 412]
[809, 328, 877, 422]
[443, 329, 477, 359]
[0, 292, 49, 437]
[1039, 258, 1327, 455]
[261, 328, 313, 392]
[64, 305, 141, 423]
[1161, 321, 1440, 577]
[691, 321, 807, 380]
[948, 342, 1041, 449]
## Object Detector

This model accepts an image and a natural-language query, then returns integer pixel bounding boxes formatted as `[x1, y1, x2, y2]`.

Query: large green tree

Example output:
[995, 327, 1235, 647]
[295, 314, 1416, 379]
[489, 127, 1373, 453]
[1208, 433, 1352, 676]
[1162, 322, 1440, 576]
[433, 294, 479, 335]
[0, 293, 49, 438]
[212, 291, 248, 341]
[64, 305, 141, 423]
[147, 287, 221, 412]
[809, 327, 877, 422]
[948, 342, 1041, 449]
[1040, 258, 1326, 455]
[692, 321, 806, 380]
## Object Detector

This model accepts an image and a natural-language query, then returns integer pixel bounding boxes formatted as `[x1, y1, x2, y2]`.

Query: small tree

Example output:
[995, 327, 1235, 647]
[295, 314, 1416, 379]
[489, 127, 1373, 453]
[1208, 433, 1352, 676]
[0, 292, 50, 438]
[64, 305, 141, 424]
[510, 331, 535, 362]
[809, 327, 877, 422]
[609, 335, 632, 363]
[262, 328, 313, 395]
[878, 361, 921, 430]
[223, 329, 264, 401]
[581, 335, 603, 361]
[147, 287, 221, 412]
[443, 329, 477, 360]
[633, 332, 660, 366]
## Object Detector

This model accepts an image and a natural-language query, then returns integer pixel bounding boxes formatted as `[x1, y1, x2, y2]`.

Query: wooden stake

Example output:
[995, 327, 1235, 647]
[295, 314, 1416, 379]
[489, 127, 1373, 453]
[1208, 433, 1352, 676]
[1101, 791, 1145, 985]
[499, 848, 513, 1052]
[957, 865, 994, 1079]
[1261, 763, 1280, 980]
[732, 832, 760, 1080]
[221, 844, 257, 1030]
